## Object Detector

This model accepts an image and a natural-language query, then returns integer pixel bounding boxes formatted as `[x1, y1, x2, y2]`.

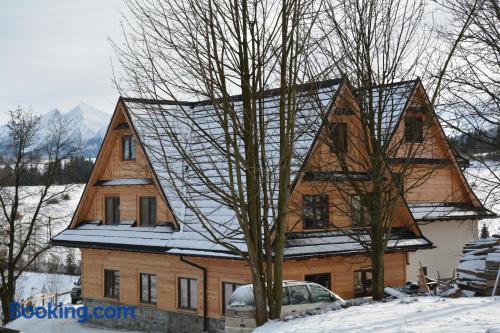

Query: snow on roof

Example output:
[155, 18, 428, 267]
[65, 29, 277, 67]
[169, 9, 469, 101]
[360, 80, 416, 144]
[95, 178, 153, 186]
[53, 221, 175, 250]
[408, 203, 496, 221]
[284, 229, 431, 258]
[123, 80, 341, 251]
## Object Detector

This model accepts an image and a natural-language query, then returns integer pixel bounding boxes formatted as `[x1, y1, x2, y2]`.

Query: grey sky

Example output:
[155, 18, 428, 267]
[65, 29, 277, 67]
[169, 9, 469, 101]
[0, 0, 126, 124]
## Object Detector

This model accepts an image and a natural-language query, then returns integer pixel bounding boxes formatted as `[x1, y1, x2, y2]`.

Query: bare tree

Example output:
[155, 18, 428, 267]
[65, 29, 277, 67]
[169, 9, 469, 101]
[435, 0, 500, 233]
[113, 0, 328, 324]
[0, 108, 79, 323]
[308, 0, 472, 300]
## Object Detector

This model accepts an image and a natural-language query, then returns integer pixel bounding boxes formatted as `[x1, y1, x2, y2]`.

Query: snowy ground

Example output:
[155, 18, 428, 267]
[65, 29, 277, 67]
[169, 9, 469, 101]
[15, 272, 78, 304]
[255, 297, 500, 333]
[5, 305, 142, 333]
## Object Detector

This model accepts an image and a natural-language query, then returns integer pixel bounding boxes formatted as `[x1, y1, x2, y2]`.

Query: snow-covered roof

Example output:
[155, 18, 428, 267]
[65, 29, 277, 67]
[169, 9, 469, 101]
[360, 80, 417, 144]
[408, 203, 496, 221]
[122, 79, 342, 251]
[284, 228, 431, 259]
[53, 221, 430, 258]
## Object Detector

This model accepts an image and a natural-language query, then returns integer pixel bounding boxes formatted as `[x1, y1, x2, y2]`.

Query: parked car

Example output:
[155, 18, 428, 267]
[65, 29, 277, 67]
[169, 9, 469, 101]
[225, 280, 344, 333]
[70, 277, 82, 304]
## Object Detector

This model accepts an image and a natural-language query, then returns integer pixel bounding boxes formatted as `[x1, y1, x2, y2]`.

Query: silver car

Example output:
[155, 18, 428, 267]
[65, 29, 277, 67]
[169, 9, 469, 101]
[225, 281, 344, 333]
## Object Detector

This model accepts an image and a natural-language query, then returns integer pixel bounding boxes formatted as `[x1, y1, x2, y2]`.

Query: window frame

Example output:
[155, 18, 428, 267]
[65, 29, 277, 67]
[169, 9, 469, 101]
[139, 196, 157, 227]
[330, 122, 348, 154]
[221, 281, 243, 315]
[139, 273, 157, 305]
[404, 117, 424, 143]
[178, 277, 198, 311]
[105, 196, 120, 225]
[104, 269, 120, 299]
[122, 135, 136, 161]
[304, 273, 332, 290]
[351, 194, 372, 227]
[303, 194, 329, 229]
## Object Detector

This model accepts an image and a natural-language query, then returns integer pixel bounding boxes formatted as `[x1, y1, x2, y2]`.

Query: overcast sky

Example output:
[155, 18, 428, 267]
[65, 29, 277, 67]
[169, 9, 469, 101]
[0, 0, 126, 124]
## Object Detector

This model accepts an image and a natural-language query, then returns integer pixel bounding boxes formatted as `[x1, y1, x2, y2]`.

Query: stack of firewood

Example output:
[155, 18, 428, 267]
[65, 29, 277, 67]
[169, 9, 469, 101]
[456, 236, 500, 296]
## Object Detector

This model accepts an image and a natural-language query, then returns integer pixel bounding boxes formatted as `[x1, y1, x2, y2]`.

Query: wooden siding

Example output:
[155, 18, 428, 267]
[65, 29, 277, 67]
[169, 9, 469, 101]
[72, 103, 176, 227]
[81, 248, 406, 319]
[286, 83, 417, 233]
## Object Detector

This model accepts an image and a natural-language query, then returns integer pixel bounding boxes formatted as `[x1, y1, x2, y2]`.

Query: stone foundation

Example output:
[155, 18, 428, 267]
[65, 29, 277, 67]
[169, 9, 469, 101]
[83, 298, 225, 333]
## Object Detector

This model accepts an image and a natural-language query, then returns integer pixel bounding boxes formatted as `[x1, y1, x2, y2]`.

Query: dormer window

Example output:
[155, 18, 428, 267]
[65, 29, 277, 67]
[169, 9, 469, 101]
[303, 194, 329, 229]
[330, 123, 348, 154]
[404, 117, 423, 143]
[122, 135, 136, 160]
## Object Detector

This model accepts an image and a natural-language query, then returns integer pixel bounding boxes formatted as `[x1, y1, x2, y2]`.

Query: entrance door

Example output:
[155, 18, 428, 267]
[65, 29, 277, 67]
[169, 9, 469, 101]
[354, 269, 372, 297]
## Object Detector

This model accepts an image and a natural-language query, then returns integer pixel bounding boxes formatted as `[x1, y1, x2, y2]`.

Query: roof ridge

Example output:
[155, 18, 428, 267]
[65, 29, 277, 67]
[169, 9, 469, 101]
[121, 78, 343, 107]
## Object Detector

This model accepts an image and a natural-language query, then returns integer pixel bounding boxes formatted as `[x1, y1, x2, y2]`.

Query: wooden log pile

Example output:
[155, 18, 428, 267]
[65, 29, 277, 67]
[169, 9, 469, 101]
[456, 236, 500, 296]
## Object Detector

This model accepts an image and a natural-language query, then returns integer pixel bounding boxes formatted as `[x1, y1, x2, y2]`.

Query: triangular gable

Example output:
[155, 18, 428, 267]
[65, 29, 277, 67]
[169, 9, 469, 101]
[387, 79, 483, 208]
[287, 80, 424, 236]
[69, 100, 180, 230]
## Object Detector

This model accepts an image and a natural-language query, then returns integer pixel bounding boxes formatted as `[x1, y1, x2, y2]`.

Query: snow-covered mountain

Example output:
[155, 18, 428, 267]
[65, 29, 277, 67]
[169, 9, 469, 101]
[0, 103, 110, 158]
[40, 103, 110, 157]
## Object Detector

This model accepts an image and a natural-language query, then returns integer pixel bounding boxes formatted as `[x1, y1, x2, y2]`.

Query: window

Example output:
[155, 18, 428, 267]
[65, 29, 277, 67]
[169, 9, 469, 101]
[222, 282, 243, 315]
[330, 122, 348, 153]
[404, 117, 423, 143]
[178, 277, 198, 310]
[392, 173, 404, 194]
[303, 195, 329, 229]
[122, 135, 136, 160]
[351, 195, 371, 227]
[335, 107, 353, 115]
[289, 285, 311, 305]
[105, 197, 120, 225]
[354, 269, 372, 297]
[140, 273, 157, 304]
[140, 197, 157, 226]
[309, 284, 334, 303]
[104, 269, 120, 299]
[281, 287, 291, 306]
[305, 273, 331, 290]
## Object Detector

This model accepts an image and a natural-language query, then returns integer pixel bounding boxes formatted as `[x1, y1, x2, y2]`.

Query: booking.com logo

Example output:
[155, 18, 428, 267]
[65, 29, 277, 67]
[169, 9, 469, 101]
[10, 302, 136, 323]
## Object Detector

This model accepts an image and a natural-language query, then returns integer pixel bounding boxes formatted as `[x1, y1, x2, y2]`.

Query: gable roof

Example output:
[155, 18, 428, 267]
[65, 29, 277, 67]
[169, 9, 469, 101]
[358, 79, 418, 145]
[54, 78, 443, 258]
[121, 79, 342, 247]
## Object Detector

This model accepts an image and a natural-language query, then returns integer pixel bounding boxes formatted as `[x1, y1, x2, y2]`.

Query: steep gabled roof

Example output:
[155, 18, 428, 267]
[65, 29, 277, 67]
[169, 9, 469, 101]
[358, 79, 418, 145]
[121, 79, 342, 250]
[54, 78, 436, 257]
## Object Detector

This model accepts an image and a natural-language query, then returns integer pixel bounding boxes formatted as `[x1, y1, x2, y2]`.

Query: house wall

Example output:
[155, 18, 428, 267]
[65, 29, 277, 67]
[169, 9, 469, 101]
[407, 219, 479, 280]
[80, 248, 406, 324]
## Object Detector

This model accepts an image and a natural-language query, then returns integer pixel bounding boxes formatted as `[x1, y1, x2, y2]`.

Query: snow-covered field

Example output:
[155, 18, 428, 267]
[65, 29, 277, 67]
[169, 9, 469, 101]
[15, 272, 78, 303]
[465, 162, 500, 236]
[255, 297, 500, 333]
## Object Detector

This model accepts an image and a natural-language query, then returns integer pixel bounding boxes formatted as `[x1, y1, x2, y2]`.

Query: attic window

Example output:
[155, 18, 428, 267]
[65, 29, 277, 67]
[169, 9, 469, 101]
[335, 107, 354, 115]
[404, 117, 423, 143]
[122, 135, 136, 160]
[115, 122, 130, 130]
[330, 123, 348, 154]
[303, 194, 329, 229]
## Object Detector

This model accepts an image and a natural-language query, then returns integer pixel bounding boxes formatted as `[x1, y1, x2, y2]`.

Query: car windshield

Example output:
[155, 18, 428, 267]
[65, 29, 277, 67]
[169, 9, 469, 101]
[227, 285, 254, 307]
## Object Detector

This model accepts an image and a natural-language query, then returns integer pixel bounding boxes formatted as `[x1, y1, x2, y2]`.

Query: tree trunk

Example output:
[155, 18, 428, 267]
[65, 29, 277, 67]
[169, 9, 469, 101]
[371, 248, 385, 301]
[250, 264, 268, 326]
[1, 280, 15, 324]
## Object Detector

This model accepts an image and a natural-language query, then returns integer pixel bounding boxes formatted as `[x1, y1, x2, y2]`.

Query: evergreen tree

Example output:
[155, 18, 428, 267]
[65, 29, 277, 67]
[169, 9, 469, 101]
[66, 251, 75, 275]
[480, 223, 490, 239]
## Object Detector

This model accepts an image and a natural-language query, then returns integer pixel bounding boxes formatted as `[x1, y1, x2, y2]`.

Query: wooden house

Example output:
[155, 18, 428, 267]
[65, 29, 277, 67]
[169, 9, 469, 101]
[52, 78, 492, 332]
